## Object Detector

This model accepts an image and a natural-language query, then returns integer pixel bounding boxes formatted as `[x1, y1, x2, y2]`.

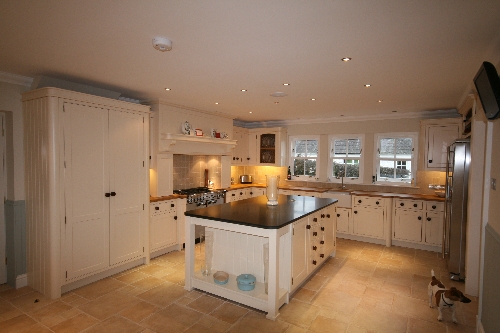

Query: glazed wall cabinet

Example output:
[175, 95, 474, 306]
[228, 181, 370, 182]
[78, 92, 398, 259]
[248, 127, 287, 166]
[23, 87, 150, 299]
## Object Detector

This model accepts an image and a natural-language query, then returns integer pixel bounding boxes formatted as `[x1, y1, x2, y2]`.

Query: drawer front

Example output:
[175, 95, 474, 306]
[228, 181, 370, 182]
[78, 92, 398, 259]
[353, 195, 384, 207]
[426, 201, 444, 212]
[395, 199, 423, 210]
[150, 200, 176, 217]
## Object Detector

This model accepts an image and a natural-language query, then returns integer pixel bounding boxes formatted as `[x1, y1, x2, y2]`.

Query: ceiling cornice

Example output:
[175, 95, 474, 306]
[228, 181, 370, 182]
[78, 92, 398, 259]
[143, 99, 235, 119]
[0, 71, 33, 87]
[234, 109, 460, 128]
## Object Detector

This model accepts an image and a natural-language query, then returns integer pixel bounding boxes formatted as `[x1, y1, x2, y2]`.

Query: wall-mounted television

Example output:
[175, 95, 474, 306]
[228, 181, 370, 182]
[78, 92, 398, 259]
[473, 61, 500, 120]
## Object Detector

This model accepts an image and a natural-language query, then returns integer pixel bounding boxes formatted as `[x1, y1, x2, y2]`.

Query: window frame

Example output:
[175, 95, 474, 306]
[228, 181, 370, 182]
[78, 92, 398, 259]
[328, 134, 364, 184]
[289, 135, 320, 181]
[373, 132, 418, 185]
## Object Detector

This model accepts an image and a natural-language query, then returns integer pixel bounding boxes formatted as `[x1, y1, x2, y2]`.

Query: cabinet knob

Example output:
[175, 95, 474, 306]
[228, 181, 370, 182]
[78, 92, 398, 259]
[313, 246, 317, 250]
[354, 211, 358, 214]
[432, 205, 437, 209]
[413, 203, 417, 207]
[313, 218, 318, 222]
[232, 193, 235, 196]
[326, 214, 330, 218]
[250, 192, 253, 195]
[320, 240, 324, 244]
[376, 201, 380, 205]
[306, 225, 311, 229]
[155, 206, 159, 210]
[233, 157, 236, 160]
[429, 159, 433, 163]
[313, 232, 318, 236]
[321, 227, 325, 231]
[358, 199, 362, 203]
[236, 157, 239, 160]
[312, 260, 317, 265]
[337, 213, 340, 217]
[320, 254, 325, 258]
[418, 216, 422, 220]
[400, 202, 404, 206]
[174, 216, 178, 220]
[171, 203, 175, 207]
[321, 214, 325, 218]
[427, 217, 431, 221]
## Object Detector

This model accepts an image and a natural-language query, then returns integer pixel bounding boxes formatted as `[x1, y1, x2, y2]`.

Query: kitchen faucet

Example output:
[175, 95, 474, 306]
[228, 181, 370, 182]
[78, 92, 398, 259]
[336, 169, 346, 189]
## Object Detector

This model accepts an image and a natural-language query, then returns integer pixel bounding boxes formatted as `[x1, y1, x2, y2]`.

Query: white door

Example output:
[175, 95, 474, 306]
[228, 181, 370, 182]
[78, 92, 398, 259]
[63, 103, 110, 280]
[393, 210, 423, 242]
[426, 124, 460, 169]
[425, 211, 444, 246]
[0, 114, 6, 284]
[109, 110, 145, 265]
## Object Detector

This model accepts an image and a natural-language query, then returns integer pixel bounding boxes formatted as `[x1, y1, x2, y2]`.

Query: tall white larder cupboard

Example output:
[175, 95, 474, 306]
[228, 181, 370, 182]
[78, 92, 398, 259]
[23, 87, 150, 299]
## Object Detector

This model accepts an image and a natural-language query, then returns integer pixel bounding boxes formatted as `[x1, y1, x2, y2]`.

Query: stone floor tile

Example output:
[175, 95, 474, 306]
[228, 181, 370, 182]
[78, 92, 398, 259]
[71, 277, 126, 300]
[278, 299, 320, 328]
[308, 314, 348, 333]
[83, 315, 143, 333]
[118, 300, 160, 323]
[352, 305, 408, 332]
[78, 290, 140, 320]
[0, 314, 37, 332]
[50, 313, 99, 333]
[210, 301, 249, 324]
[187, 294, 225, 314]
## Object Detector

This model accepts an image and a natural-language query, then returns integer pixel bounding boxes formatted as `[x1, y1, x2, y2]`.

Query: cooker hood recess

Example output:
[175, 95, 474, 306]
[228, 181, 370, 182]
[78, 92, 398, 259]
[160, 133, 237, 155]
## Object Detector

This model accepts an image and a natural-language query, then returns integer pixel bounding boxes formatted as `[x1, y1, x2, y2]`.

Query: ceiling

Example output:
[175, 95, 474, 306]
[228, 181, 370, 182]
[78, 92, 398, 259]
[1, 1, 500, 123]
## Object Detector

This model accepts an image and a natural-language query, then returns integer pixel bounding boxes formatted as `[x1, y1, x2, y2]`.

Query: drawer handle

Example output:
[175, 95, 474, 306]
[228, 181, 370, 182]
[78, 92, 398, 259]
[105, 192, 110, 197]
[110, 192, 116, 196]
[321, 227, 325, 231]
[427, 217, 431, 221]
[418, 216, 422, 220]
[320, 254, 325, 258]
[432, 205, 437, 209]
[358, 199, 362, 203]
[171, 203, 175, 207]
[155, 207, 159, 210]
[354, 211, 358, 214]
[313, 218, 318, 222]
[174, 216, 178, 220]
[312, 260, 317, 265]
[413, 203, 417, 207]
[400, 202, 404, 206]
[232, 193, 236, 196]
[240, 192, 243, 195]
[326, 214, 330, 218]
[320, 240, 324, 244]
[313, 232, 318, 236]
[321, 214, 325, 218]
[337, 213, 340, 217]
[250, 192, 253, 195]
[306, 225, 311, 229]
[376, 201, 380, 205]
[313, 246, 317, 250]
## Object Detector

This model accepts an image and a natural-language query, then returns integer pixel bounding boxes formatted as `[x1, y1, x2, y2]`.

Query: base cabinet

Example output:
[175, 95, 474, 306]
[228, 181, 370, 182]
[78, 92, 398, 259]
[336, 207, 351, 234]
[23, 87, 149, 298]
[150, 200, 178, 253]
[291, 218, 308, 289]
[424, 211, 444, 246]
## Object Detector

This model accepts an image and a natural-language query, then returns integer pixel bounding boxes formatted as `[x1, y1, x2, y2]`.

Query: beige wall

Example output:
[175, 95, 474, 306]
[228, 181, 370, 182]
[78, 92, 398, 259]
[0, 81, 30, 201]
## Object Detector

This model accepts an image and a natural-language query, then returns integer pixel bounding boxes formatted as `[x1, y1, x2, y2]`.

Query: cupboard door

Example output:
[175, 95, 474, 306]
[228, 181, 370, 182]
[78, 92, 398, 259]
[109, 110, 145, 265]
[63, 103, 110, 280]
[291, 218, 308, 289]
[336, 208, 350, 234]
[393, 210, 423, 242]
[426, 124, 460, 169]
[425, 211, 444, 246]
[352, 207, 384, 239]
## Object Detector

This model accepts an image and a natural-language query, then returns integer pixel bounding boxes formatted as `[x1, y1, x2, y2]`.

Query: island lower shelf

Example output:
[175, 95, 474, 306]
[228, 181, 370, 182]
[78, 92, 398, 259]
[191, 270, 288, 313]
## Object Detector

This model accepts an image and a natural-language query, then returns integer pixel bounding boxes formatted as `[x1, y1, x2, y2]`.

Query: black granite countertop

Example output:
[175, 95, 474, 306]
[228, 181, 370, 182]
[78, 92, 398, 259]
[184, 195, 337, 229]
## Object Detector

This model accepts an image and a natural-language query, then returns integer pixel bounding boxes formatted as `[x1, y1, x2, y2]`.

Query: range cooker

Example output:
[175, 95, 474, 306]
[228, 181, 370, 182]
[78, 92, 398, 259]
[174, 187, 226, 210]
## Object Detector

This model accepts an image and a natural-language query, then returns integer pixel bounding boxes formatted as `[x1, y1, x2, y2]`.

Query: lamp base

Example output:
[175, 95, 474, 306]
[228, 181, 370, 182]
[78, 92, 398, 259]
[267, 200, 278, 206]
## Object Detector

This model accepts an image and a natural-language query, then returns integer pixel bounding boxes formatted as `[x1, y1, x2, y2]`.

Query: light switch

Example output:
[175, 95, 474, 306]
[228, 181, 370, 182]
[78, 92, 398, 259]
[492, 178, 497, 191]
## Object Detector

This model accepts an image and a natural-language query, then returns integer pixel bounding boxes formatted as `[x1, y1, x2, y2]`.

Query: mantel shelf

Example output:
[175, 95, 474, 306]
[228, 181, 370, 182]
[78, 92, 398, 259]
[160, 133, 237, 155]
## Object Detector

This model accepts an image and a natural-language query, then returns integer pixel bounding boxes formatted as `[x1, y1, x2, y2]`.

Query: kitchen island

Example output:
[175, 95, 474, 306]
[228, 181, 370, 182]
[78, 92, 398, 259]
[184, 195, 337, 320]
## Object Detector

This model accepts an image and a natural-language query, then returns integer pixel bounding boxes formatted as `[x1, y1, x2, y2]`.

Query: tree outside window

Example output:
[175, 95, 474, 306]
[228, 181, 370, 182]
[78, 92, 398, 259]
[332, 138, 361, 179]
[377, 136, 414, 181]
[292, 139, 318, 177]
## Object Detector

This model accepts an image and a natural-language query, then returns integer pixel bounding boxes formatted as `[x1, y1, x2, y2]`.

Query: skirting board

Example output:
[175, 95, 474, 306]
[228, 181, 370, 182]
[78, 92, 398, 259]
[15, 274, 27, 289]
[478, 320, 484, 333]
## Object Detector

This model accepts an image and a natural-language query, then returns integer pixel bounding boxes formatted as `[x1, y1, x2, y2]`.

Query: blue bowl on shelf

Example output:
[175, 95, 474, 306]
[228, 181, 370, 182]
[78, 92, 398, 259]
[236, 274, 256, 291]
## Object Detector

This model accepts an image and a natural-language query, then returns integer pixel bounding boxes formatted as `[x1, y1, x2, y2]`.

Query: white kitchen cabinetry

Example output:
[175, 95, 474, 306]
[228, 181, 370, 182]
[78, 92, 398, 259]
[291, 217, 308, 290]
[226, 189, 250, 202]
[336, 208, 350, 234]
[23, 87, 149, 298]
[392, 198, 443, 250]
[248, 127, 287, 166]
[421, 118, 461, 170]
[150, 200, 178, 256]
[232, 126, 249, 165]
[352, 196, 386, 240]
[249, 187, 266, 197]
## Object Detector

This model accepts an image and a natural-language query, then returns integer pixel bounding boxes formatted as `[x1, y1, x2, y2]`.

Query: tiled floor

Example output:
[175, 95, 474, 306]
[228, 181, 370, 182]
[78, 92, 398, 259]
[0, 239, 478, 332]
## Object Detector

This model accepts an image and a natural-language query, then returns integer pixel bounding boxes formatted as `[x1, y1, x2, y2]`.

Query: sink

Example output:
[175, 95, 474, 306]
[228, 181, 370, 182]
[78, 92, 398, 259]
[323, 191, 352, 208]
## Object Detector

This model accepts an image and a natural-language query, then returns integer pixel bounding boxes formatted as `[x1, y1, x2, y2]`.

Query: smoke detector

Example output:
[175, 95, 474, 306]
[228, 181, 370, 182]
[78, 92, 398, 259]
[152, 37, 172, 52]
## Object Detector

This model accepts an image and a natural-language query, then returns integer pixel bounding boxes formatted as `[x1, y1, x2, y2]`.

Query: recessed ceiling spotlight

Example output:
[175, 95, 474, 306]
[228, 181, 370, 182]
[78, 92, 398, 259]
[249, 111, 253, 113]
[378, 100, 383, 103]
[241, 89, 247, 92]
[215, 102, 219, 105]
[341, 57, 352, 62]
[283, 83, 290, 86]
[311, 98, 316, 101]
[364, 84, 371, 87]
[165, 88, 171, 91]
[274, 102, 279, 104]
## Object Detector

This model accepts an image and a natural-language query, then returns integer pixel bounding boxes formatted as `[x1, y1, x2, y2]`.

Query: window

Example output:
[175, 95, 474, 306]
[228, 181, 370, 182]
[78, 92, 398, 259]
[328, 135, 364, 183]
[374, 132, 418, 184]
[290, 136, 320, 180]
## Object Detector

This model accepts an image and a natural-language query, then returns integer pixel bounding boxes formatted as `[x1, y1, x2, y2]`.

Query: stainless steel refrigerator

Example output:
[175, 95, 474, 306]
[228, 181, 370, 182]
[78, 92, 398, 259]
[443, 139, 470, 281]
